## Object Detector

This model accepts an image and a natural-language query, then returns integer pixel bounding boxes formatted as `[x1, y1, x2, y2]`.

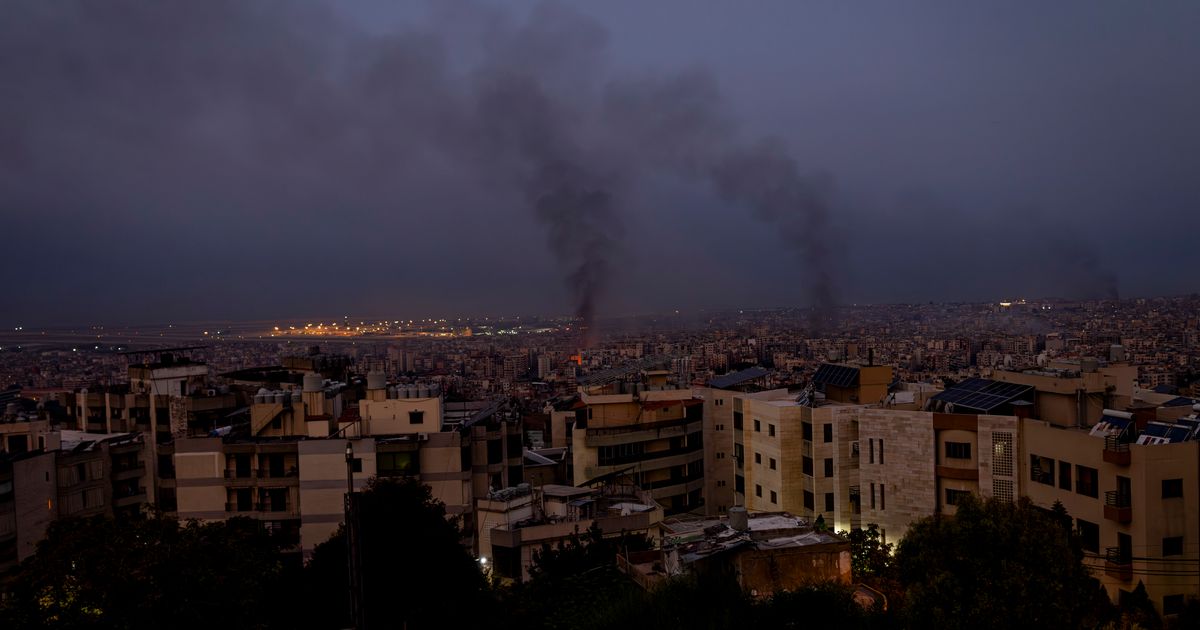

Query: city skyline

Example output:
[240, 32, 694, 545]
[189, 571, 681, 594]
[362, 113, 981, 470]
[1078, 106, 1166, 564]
[4, 1, 1199, 325]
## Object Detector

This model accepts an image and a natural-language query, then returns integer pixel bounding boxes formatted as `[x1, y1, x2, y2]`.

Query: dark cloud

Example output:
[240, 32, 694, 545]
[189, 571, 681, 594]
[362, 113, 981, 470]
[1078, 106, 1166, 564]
[2, 1, 1198, 326]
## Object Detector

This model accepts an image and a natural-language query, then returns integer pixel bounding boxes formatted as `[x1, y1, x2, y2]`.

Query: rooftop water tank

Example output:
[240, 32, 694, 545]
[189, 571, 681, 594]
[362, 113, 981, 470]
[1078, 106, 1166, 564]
[303, 372, 323, 393]
[728, 506, 749, 532]
[367, 372, 387, 390]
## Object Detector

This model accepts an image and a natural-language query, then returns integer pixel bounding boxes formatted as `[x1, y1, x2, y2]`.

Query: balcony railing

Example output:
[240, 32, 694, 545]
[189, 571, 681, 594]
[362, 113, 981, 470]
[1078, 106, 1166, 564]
[1104, 491, 1132, 523]
[256, 502, 290, 513]
[256, 468, 296, 478]
[112, 461, 145, 474]
[1104, 547, 1133, 581]
[225, 503, 254, 513]
[1103, 437, 1131, 466]
[224, 469, 253, 479]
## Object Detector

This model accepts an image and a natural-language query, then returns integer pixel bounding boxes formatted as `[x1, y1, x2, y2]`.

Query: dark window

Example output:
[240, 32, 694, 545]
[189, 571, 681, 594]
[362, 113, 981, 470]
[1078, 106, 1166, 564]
[768, 424, 776, 437]
[824, 492, 834, 512]
[755, 452, 762, 465]
[409, 410, 424, 424]
[946, 489, 970, 505]
[733, 412, 743, 430]
[236, 488, 253, 511]
[824, 458, 833, 478]
[802, 422, 813, 441]
[769, 457, 776, 470]
[351, 458, 363, 473]
[880, 485, 886, 510]
[755, 484, 762, 498]
[1076, 465, 1098, 498]
[235, 454, 251, 478]
[1164, 536, 1184, 556]
[1077, 519, 1099, 553]
[770, 490, 777, 504]
[487, 439, 503, 465]
[870, 483, 876, 509]
[271, 415, 282, 430]
[754, 419, 761, 432]
[1164, 595, 1185, 616]
[1059, 461, 1072, 491]
[803, 490, 815, 510]
[734, 443, 744, 469]
[802, 456, 813, 476]
[460, 445, 472, 471]
[1163, 478, 1184, 498]
[735, 475, 745, 493]
[268, 454, 284, 477]
[1031, 455, 1055, 486]
[869, 438, 875, 464]
[879, 439, 885, 464]
[157, 455, 175, 479]
[823, 423, 833, 443]
[945, 442, 971, 459]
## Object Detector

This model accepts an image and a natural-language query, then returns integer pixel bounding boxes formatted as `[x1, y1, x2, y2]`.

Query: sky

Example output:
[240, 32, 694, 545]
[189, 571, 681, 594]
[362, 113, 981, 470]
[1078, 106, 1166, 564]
[2, 1, 1198, 326]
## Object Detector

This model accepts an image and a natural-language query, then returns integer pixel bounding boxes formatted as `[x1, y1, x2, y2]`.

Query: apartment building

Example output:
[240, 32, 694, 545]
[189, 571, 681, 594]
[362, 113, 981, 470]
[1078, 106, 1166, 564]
[1022, 409, 1200, 616]
[173, 373, 519, 559]
[700, 366, 770, 516]
[570, 370, 705, 515]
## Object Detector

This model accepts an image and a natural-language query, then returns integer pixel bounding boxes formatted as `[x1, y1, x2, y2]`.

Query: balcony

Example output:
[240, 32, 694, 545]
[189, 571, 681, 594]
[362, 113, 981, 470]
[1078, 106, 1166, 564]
[113, 487, 146, 507]
[1104, 491, 1132, 524]
[1103, 437, 1130, 466]
[1104, 547, 1132, 581]
[225, 502, 255, 513]
[256, 502, 292, 514]
[112, 461, 145, 479]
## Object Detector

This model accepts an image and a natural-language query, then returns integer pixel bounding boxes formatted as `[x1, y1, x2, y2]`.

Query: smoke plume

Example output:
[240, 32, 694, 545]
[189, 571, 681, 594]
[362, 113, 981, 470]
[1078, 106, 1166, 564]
[0, 1, 840, 327]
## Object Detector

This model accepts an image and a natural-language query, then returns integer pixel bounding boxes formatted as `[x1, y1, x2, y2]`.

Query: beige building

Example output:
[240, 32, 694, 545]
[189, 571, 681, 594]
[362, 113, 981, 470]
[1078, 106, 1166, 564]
[483, 478, 664, 581]
[570, 371, 705, 514]
[992, 362, 1137, 428]
[1021, 410, 1200, 617]
[173, 374, 518, 559]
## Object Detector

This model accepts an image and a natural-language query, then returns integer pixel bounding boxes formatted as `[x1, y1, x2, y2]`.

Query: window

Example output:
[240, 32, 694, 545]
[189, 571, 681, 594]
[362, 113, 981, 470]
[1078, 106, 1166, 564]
[879, 439, 884, 464]
[1163, 478, 1184, 499]
[1030, 455, 1055, 486]
[409, 410, 424, 424]
[946, 489, 970, 506]
[770, 490, 777, 504]
[716, 452, 724, 459]
[755, 484, 762, 498]
[768, 424, 776, 437]
[802, 456, 813, 476]
[351, 458, 363, 473]
[236, 488, 253, 512]
[1076, 465, 1099, 498]
[735, 475, 745, 493]
[870, 483, 876, 510]
[734, 443, 744, 469]
[823, 423, 833, 443]
[945, 442, 971, 459]
[1164, 595, 1185, 616]
[825, 492, 834, 512]
[803, 490, 814, 511]
[769, 457, 776, 470]
[1163, 537, 1184, 556]
[992, 432, 1014, 477]
[598, 443, 645, 466]
[880, 485, 886, 510]
[716, 424, 724, 431]
[824, 458, 833, 478]
[869, 438, 875, 464]
[733, 412, 743, 430]
[803, 422, 813, 441]
[754, 419, 761, 432]
[1077, 519, 1099, 553]
[755, 452, 762, 465]
[378, 451, 418, 477]
[1058, 461, 1072, 491]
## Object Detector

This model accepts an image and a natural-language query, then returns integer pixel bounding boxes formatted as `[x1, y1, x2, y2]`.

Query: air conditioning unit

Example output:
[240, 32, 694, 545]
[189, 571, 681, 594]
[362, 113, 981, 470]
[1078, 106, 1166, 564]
[850, 441, 860, 458]
[416, 433, 429, 442]
[205, 389, 217, 397]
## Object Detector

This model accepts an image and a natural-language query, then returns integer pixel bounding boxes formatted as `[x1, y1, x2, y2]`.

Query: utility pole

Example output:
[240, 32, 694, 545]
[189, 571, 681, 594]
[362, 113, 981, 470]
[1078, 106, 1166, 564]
[345, 442, 364, 629]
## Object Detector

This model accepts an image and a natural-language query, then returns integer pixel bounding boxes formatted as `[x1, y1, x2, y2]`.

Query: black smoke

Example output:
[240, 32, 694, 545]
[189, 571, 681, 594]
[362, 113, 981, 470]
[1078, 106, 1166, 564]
[0, 1, 839, 327]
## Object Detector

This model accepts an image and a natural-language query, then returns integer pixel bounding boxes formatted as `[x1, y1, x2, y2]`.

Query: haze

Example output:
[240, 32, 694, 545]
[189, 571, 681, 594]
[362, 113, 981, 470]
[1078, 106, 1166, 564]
[2, 1, 1198, 326]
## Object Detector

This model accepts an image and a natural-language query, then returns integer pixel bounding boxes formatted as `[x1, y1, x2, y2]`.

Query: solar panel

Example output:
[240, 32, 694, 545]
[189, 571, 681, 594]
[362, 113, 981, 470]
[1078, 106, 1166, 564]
[812, 364, 859, 389]
[930, 378, 1034, 412]
[709, 366, 770, 389]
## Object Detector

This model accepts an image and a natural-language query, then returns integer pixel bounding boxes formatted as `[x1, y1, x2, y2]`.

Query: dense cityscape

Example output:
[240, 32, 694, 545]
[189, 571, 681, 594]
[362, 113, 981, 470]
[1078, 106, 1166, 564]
[4, 0, 1200, 628]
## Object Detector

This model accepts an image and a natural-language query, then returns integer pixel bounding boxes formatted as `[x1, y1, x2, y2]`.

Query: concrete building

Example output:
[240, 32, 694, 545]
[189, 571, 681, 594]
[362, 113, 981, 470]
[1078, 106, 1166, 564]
[570, 370, 705, 514]
[620, 509, 850, 596]
[483, 477, 664, 581]
[992, 362, 1137, 428]
[1021, 408, 1200, 617]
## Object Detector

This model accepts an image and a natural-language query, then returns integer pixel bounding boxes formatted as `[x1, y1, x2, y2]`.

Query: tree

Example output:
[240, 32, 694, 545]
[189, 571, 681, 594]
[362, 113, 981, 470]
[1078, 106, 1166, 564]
[896, 495, 1111, 630]
[0, 514, 285, 629]
[842, 523, 894, 580]
[304, 477, 492, 629]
